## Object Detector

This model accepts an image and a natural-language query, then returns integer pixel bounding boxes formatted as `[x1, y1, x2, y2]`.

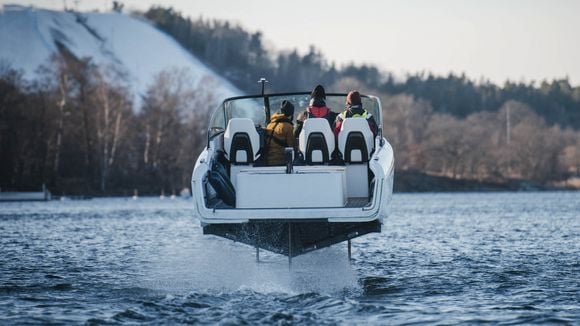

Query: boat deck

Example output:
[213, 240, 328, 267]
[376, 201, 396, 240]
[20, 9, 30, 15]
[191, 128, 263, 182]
[208, 197, 370, 209]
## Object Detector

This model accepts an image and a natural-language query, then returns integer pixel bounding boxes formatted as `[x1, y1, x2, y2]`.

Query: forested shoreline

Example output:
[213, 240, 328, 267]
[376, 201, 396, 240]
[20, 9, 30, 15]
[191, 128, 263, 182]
[1, 6, 579, 195]
[0, 54, 211, 195]
[143, 7, 580, 129]
[142, 6, 580, 189]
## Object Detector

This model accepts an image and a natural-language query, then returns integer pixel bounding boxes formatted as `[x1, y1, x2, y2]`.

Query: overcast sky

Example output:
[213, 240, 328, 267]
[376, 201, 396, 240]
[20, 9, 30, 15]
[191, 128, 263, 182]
[9, 0, 580, 85]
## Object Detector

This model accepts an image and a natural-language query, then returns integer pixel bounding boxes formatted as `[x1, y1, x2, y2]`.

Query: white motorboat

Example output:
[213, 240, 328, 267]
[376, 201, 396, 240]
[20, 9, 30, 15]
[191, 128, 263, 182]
[191, 87, 394, 261]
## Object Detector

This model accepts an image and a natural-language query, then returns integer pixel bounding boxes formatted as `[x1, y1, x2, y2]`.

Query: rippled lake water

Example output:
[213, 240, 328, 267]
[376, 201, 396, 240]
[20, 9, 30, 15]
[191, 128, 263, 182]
[1, 192, 579, 324]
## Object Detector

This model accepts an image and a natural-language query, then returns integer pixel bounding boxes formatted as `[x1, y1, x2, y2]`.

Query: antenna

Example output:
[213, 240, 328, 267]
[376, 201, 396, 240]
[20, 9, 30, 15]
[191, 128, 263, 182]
[258, 78, 268, 96]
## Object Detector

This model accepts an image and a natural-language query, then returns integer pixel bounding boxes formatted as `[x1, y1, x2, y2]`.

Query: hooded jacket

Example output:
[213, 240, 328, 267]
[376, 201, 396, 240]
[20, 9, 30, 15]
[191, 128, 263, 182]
[293, 105, 337, 138]
[334, 106, 378, 137]
[264, 112, 295, 165]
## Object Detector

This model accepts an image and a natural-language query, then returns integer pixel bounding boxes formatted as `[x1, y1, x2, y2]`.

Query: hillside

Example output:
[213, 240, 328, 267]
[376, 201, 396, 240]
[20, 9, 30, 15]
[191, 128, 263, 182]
[0, 4, 241, 106]
[143, 6, 580, 129]
[1, 5, 578, 195]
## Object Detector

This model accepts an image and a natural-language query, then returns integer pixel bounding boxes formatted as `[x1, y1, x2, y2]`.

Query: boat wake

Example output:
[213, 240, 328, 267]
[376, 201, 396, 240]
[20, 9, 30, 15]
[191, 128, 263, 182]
[141, 240, 360, 295]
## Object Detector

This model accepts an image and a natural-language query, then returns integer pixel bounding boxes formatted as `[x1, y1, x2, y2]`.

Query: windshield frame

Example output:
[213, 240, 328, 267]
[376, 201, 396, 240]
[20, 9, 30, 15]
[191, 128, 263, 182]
[207, 92, 382, 147]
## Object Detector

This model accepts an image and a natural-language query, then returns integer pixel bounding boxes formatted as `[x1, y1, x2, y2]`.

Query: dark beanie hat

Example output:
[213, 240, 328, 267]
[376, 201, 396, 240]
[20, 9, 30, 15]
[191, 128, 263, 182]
[310, 84, 326, 99]
[309, 97, 326, 108]
[346, 90, 362, 106]
[280, 100, 294, 116]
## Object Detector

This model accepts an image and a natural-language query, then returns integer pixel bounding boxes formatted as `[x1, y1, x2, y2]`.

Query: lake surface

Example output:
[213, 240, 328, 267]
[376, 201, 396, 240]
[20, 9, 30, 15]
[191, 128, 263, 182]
[1, 192, 579, 324]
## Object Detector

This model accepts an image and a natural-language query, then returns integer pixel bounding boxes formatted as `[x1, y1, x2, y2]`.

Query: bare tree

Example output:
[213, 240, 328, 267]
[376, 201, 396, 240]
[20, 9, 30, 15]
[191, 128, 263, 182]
[92, 67, 131, 192]
[504, 105, 566, 183]
[52, 55, 70, 176]
[179, 75, 219, 188]
[381, 94, 433, 171]
[422, 114, 477, 179]
[559, 129, 580, 176]
[462, 111, 504, 181]
[331, 77, 366, 93]
[139, 68, 216, 193]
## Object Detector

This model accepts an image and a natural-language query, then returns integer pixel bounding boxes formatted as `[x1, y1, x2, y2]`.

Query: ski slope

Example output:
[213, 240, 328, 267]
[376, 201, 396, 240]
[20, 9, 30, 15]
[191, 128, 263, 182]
[0, 4, 241, 107]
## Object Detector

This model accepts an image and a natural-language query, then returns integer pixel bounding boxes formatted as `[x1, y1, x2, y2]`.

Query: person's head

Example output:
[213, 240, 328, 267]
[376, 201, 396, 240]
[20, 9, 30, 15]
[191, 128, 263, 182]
[346, 90, 362, 110]
[280, 100, 295, 117]
[309, 84, 326, 107]
[311, 84, 326, 99]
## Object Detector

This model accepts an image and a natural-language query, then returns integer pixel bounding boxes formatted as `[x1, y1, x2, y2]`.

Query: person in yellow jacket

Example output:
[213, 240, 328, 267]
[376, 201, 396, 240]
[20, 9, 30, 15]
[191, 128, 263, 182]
[264, 100, 295, 165]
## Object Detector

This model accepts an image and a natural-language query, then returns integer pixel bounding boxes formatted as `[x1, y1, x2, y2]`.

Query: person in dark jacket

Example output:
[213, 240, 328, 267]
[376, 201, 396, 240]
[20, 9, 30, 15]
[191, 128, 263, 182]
[334, 90, 378, 137]
[293, 85, 337, 138]
[264, 100, 295, 165]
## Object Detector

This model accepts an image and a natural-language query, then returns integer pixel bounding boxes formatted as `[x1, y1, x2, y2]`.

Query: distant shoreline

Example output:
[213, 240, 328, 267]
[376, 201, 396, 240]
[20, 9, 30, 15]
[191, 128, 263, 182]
[394, 171, 579, 193]
[3, 171, 578, 199]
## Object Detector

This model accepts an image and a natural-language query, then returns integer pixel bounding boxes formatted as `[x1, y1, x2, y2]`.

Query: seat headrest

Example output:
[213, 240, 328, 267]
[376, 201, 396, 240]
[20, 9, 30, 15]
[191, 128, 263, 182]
[224, 118, 261, 163]
[298, 118, 335, 162]
[338, 118, 374, 162]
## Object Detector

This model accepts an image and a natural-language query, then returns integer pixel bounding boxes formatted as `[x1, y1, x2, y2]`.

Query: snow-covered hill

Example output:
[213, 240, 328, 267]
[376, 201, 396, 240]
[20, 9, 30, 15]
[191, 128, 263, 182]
[0, 4, 241, 107]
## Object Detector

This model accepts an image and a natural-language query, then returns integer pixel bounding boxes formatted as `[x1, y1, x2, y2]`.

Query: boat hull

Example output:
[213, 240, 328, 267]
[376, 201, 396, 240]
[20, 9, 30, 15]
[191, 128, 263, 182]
[203, 219, 381, 257]
[191, 138, 394, 224]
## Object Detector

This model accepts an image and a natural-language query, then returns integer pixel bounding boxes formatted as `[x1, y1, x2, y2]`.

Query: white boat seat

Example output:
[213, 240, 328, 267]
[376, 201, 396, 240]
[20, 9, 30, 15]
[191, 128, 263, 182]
[224, 118, 261, 164]
[298, 118, 335, 165]
[338, 118, 374, 163]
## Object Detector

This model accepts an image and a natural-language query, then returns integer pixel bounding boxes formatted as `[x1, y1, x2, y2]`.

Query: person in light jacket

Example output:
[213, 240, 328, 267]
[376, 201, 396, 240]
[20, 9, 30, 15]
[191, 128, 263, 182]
[334, 90, 378, 137]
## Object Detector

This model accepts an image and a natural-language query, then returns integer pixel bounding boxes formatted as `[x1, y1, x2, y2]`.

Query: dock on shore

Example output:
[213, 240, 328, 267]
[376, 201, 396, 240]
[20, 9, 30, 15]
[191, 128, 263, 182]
[0, 190, 51, 202]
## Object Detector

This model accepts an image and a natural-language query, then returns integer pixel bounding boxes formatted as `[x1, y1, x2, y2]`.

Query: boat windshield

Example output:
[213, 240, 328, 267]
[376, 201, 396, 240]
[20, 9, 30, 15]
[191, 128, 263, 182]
[208, 93, 382, 142]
